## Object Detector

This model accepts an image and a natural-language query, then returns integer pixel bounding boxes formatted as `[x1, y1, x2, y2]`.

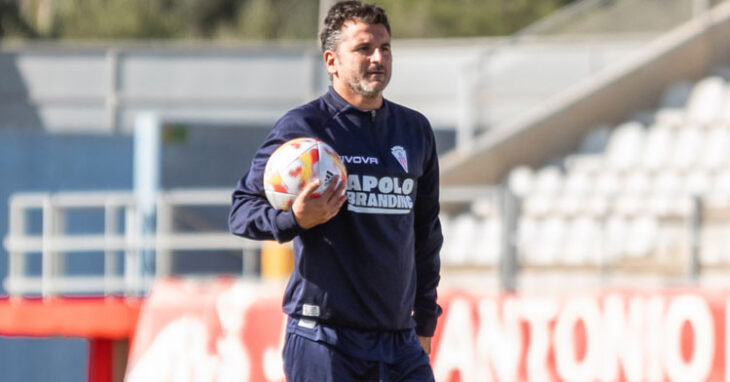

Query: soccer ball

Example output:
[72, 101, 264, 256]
[263, 137, 347, 211]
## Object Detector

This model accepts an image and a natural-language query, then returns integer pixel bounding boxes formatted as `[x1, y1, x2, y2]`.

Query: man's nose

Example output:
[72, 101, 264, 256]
[370, 49, 383, 63]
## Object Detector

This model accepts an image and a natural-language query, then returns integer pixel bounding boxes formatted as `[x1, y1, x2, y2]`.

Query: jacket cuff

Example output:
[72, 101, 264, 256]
[273, 209, 304, 242]
[413, 307, 440, 337]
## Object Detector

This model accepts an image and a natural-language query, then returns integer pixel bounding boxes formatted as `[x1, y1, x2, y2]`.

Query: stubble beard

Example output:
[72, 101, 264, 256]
[347, 70, 390, 99]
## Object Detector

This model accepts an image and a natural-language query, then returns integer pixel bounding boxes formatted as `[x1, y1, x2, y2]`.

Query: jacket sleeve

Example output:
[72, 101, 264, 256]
[412, 124, 443, 337]
[228, 115, 308, 243]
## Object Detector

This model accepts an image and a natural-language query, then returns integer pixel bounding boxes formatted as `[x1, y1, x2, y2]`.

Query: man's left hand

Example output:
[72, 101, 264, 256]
[418, 336, 432, 354]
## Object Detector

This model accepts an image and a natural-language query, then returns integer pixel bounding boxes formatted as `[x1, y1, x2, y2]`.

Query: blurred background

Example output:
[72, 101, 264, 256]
[3, 0, 730, 381]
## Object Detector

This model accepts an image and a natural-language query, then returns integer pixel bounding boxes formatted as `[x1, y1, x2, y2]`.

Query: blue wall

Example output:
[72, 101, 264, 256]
[0, 128, 133, 382]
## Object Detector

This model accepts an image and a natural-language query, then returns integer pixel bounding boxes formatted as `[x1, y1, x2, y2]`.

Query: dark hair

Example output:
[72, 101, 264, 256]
[319, 1, 391, 53]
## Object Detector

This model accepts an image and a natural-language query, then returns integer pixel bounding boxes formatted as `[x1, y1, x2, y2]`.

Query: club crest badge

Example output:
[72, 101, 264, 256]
[391, 146, 408, 172]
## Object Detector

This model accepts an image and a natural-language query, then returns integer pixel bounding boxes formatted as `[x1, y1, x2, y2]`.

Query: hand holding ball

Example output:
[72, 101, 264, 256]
[263, 138, 348, 228]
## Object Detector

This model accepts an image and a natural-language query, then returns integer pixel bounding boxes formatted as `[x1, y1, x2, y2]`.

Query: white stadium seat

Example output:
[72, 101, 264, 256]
[603, 121, 645, 172]
[652, 170, 682, 196]
[564, 154, 603, 176]
[654, 107, 686, 126]
[718, 84, 730, 125]
[593, 171, 621, 197]
[603, 215, 629, 263]
[623, 171, 651, 196]
[713, 169, 730, 193]
[686, 76, 727, 126]
[670, 128, 703, 172]
[557, 172, 593, 216]
[563, 171, 592, 197]
[445, 214, 479, 266]
[683, 171, 712, 197]
[522, 194, 552, 218]
[532, 217, 567, 265]
[563, 217, 602, 265]
[700, 127, 730, 171]
[625, 215, 659, 259]
[639, 125, 674, 173]
[473, 217, 502, 266]
[585, 195, 609, 217]
[700, 224, 727, 265]
[613, 194, 645, 217]
[471, 197, 497, 218]
[533, 166, 563, 196]
[507, 165, 535, 198]
[654, 224, 689, 261]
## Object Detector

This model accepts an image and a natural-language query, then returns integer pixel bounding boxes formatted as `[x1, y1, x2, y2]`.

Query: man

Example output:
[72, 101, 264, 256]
[229, 1, 443, 380]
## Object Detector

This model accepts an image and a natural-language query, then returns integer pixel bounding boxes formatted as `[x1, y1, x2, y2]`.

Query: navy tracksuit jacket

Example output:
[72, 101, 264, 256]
[229, 87, 443, 350]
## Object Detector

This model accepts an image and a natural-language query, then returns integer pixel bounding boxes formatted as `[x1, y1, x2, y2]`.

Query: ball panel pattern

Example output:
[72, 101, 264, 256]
[263, 138, 347, 211]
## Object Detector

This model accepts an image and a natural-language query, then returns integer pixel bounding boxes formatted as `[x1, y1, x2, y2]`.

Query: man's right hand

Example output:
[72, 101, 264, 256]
[292, 178, 348, 229]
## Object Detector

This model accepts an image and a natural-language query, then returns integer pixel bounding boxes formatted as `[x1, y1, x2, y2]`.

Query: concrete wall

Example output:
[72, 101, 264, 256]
[0, 37, 648, 134]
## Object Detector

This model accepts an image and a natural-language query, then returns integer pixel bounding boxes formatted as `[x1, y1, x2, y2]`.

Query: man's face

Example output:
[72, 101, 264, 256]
[328, 20, 392, 99]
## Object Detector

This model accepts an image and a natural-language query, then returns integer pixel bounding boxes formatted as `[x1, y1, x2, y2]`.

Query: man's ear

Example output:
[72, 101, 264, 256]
[324, 50, 337, 77]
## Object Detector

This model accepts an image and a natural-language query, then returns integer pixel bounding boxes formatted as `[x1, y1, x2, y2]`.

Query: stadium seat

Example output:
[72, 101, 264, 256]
[623, 171, 651, 196]
[593, 171, 621, 197]
[685, 76, 727, 126]
[683, 171, 712, 197]
[700, 224, 726, 265]
[585, 195, 609, 217]
[471, 197, 497, 218]
[564, 154, 603, 176]
[603, 215, 629, 263]
[625, 215, 659, 259]
[473, 216, 501, 265]
[652, 170, 682, 197]
[707, 169, 730, 207]
[447, 214, 480, 265]
[654, 107, 687, 126]
[654, 223, 688, 261]
[563, 217, 602, 265]
[556, 172, 592, 216]
[603, 121, 646, 173]
[700, 126, 730, 172]
[522, 194, 552, 218]
[670, 128, 703, 172]
[507, 165, 535, 198]
[533, 165, 563, 196]
[613, 194, 645, 217]
[639, 124, 674, 173]
[532, 217, 567, 265]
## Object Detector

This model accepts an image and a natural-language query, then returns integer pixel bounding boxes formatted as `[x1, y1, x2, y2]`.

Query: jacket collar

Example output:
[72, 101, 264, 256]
[324, 86, 390, 122]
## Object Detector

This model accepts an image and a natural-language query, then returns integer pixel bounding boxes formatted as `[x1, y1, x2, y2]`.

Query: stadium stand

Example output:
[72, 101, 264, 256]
[438, 72, 730, 273]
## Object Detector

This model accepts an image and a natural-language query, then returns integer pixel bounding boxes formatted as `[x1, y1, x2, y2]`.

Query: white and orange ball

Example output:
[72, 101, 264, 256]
[263, 138, 347, 211]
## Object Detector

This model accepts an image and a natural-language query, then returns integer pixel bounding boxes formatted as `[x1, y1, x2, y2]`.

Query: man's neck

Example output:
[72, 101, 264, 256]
[333, 82, 383, 110]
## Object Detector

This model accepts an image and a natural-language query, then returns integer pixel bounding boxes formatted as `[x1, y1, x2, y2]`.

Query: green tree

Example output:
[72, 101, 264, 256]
[2, 0, 577, 41]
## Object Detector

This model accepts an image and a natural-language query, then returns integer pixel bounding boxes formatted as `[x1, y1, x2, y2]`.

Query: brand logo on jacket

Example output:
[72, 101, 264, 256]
[340, 155, 379, 165]
[391, 146, 408, 172]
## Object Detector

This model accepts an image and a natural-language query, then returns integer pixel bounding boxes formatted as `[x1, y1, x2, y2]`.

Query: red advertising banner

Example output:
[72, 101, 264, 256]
[126, 279, 730, 382]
